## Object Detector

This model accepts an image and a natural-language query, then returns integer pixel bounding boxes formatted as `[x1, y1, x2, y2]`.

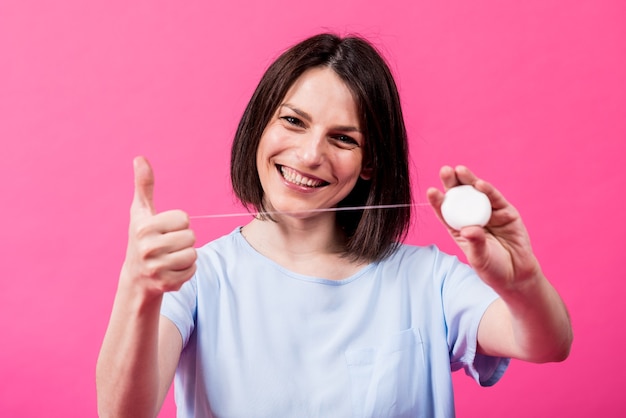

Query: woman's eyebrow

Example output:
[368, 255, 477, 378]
[280, 103, 362, 133]
[281, 103, 312, 122]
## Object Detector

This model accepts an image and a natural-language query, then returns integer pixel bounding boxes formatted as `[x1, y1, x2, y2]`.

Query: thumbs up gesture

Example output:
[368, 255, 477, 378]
[121, 157, 197, 297]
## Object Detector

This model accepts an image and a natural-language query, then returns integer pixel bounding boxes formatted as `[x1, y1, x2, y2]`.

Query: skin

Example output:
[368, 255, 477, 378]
[256, 68, 371, 217]
[427, 166, 572, 362]
[96, 157, 195, 417]
[244, 67, 372, 279]
[96, 69, 572, 417]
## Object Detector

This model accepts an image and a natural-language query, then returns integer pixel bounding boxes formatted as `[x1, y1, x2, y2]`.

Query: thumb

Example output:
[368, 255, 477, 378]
[132, 156, 156, 216]
[460, 226, 489, 269]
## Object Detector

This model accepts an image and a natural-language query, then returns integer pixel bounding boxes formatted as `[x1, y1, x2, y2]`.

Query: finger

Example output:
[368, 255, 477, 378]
[157, 263, 198, 293]
[452, 165, 480, 186]
[147, 248, 197, 291]
[472, 178, 513, 213]
[132, 210, 192, 245]
[139, 229, 196, 259]
[151, 210, 192, 233]
[137, 247, 197, 282]
[448, 166, 510, 211]
[132, 156, 156, 216]
[459, 226, 490, 266]
[166, 247, 198, 272]
[427, 187, 462, 234]
[439, 166, 459, 190]
[147, 260, 197, 293]
[426, 187, 444, 211]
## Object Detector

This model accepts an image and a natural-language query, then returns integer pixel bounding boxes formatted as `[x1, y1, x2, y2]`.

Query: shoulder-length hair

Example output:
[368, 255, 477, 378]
[231, 33, 412, 262]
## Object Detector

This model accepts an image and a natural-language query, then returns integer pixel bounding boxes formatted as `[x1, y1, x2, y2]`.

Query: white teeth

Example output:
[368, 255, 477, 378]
[280, 166, 324, 187]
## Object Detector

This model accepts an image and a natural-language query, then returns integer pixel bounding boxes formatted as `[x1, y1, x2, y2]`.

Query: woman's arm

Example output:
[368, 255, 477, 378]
[428, 165, 573, 363]
[477, 276, 572, 362]
[96, 294, 182, 417]
[96, 157, 196, 417]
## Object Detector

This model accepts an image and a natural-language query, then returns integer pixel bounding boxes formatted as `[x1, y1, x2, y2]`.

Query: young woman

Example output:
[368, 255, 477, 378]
[97, 33, 572, 417]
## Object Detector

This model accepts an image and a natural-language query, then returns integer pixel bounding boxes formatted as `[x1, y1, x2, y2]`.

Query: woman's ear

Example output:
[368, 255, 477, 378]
[360, 166, 373, 180]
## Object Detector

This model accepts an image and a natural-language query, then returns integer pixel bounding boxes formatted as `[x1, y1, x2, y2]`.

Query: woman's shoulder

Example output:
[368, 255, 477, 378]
[385, 242, 446, 261]
[380, 242, 467, 276]
[192, 227, 251, 269]
[197, 227, 245, 251]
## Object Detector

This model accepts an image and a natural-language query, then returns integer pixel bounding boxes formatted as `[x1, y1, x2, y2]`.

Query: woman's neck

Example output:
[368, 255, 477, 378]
[241, 215, 365, 280]
[244, 213, 344, 255]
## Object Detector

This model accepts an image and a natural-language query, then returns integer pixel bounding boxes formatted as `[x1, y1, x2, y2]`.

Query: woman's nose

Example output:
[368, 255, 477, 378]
[296, 132, 326, 167]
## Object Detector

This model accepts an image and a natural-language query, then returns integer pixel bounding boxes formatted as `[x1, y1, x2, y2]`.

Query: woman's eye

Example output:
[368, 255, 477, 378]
[281, 116, 304, 127]
[333, 135, 359, 148]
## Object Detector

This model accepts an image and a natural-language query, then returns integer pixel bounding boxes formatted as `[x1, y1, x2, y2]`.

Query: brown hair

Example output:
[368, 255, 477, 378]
[231, 33, 411, 262]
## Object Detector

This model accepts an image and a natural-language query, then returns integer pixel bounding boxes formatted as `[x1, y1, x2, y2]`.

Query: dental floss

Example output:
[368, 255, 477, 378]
[440, 185, 492, 230]
[190, 187, 492, 227]
[190, 203, 426, 219]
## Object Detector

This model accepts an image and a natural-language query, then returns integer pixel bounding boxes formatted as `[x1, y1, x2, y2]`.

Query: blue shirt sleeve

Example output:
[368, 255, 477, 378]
[438, 251, 510, 386]
[161, 275, 198, 346]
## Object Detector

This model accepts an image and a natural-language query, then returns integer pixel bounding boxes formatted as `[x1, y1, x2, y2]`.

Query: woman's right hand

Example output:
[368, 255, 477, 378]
[97, 157, 194, 417]
[121, 156, 197, 298]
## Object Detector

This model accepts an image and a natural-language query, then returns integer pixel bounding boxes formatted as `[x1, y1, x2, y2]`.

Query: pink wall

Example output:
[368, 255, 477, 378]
[1, 1, 624, 416]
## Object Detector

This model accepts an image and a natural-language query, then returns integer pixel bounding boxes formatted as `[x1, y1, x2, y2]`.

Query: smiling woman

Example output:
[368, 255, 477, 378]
[96, 33, 572, 418]
[254, 67, 369, 224]
[231, 34, 412, 262]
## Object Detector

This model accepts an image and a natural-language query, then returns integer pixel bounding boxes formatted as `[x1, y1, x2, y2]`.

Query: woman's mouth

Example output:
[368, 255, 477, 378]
[278, 165, 328, 188]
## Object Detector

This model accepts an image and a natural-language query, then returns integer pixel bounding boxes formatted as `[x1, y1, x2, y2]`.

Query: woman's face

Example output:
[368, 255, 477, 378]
[256, 66, 371, 218]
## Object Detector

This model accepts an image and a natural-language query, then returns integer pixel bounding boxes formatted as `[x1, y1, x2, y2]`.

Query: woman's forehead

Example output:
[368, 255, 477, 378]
[279, 67, 360, 125]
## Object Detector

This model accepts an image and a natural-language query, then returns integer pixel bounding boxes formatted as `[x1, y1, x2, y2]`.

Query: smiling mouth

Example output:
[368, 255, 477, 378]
[278, 165, 329, 188]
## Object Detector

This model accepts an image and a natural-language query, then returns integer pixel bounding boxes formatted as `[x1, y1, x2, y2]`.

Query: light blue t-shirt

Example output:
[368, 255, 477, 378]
[161, 228, 509, 417]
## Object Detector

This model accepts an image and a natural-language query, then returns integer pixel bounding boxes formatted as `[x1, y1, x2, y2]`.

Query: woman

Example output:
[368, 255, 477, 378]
[97, 33, 572, 417]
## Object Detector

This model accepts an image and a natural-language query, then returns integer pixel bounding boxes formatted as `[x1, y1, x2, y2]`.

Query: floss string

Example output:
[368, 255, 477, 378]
[190, 203, 431, 219]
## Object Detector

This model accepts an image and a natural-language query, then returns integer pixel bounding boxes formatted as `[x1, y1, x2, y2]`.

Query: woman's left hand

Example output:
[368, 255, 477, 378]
[427, 165, 572, 363]
[427, 165, 540, 294]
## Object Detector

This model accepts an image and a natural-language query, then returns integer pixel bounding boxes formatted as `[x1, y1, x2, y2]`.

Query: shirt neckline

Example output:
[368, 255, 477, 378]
[233, 227, 375, 286]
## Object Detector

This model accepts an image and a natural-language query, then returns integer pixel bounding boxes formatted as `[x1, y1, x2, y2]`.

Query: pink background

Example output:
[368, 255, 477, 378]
[1, 1, 624, 416]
